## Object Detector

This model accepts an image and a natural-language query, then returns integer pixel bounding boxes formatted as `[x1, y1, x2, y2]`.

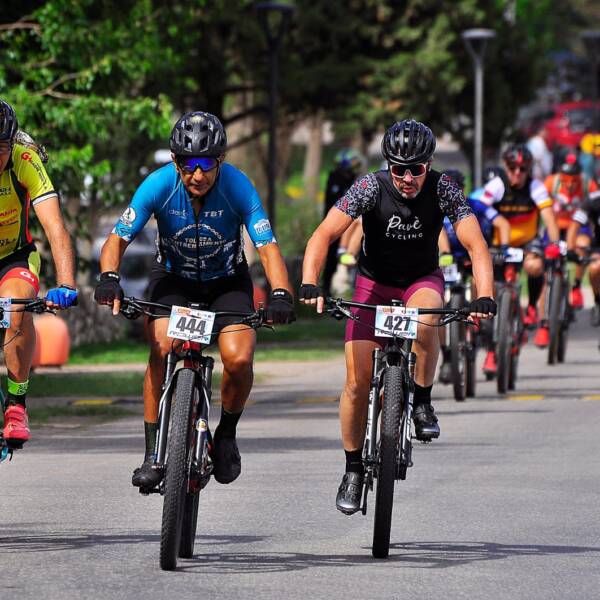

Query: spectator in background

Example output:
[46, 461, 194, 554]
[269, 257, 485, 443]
[322, 148, 364, 296]
[526, 125, 553, 181]
[580, 132, 600, 183]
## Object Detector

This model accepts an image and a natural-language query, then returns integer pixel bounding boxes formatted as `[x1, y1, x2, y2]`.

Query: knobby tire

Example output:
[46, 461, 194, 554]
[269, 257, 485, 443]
[496, 289, 513, 395]
[372, 366, 403, 559]
[160, 369, 196, 571]
[449, 292, 467, 401]
[547, 277, 562, 365]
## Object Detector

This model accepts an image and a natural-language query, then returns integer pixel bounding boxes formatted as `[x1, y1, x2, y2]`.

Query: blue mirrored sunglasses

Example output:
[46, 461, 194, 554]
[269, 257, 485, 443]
[177, 156, 220, 173]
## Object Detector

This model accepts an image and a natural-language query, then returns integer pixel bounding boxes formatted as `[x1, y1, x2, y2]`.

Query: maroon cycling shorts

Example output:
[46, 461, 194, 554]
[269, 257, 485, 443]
[344, 271, 445, 344]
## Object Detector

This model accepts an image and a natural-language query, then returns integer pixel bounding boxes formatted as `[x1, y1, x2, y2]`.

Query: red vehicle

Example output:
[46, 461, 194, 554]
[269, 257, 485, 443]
[543, 101, 600, 149]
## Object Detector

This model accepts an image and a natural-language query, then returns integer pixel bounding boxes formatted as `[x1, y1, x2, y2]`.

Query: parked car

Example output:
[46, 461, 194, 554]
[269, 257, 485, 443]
[543, 101, 600, 149]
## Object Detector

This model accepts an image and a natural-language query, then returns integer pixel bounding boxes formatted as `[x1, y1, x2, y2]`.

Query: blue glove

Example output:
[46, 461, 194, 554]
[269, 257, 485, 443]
[46, 285, 78, 308]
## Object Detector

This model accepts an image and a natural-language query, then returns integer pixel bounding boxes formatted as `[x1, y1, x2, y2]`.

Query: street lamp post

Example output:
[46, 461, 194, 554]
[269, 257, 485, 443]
[255, 2, 295, 234]
[462, 29, 496, 189]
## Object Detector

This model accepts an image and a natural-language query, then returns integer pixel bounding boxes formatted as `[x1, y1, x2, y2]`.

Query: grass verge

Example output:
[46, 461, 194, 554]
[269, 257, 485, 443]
[29, 372, 145, 397]
[27, 403, 133, 426]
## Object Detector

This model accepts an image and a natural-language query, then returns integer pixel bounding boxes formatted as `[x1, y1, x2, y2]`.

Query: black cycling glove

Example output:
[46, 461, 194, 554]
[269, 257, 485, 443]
[298, 283, 324, 301]
[94, 271, 124, 305]
[566, 250, 581, 264]
[266, 288, 296, 325]
[469, 296, 497, 315]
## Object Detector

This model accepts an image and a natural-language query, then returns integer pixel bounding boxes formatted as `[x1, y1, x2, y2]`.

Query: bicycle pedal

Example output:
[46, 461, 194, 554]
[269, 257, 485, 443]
[5, 439, 25, 450]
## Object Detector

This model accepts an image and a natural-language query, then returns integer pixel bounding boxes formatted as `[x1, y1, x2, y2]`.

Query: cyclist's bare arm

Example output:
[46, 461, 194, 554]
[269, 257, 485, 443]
[438, 228, 451, 254]
[539, 206, 560, 242]
[454, 215, 495, 312]
[566, 220, 581, 250]
[256, 242, 293, 296]
[302, 207, 353, 311]
[492, 214, 511, 246]
[99, 233, 130, 314]
[34, 195, 76, 288]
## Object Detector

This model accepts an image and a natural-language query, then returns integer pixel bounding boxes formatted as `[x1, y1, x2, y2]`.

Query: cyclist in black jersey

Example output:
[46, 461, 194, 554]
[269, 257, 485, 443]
[300, 119, 496, 514]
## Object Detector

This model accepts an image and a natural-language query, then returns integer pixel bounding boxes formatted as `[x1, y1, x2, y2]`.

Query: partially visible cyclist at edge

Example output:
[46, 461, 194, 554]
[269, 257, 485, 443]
[94, 111, 295, 491]
[300, 119, 496, 514]
[480, 144, 560, 356]
[322, 149, 364, 297]
[544, 153, 599, 310]
[0, 100, 78, 446]
[568, 193, 600, 327]
[437, 168, 510, 383]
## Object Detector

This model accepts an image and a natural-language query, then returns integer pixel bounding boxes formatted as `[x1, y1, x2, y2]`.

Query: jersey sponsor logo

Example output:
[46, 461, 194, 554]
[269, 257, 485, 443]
[119, 207, 137, 227]
[0, 208, 17, 219]
[21, 152, 32, 161]
[203, 209, 224, 218]
[385, 214, 424, 240]
[253, 218, 272, 235]
[168, 209, 188, 218]
[0, 187, 11, 196]
[0, 237, 17, 247]
[19, 270, 36, 284]
[29, 158, 48, 185]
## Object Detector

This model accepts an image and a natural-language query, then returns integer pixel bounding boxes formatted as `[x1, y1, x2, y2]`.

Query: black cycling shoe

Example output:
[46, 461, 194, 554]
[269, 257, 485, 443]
[438, 361, 452, 385]
[336, 471, 364, 515]
[413, 404, 440, 441]
[132, 460, 162, 490]
[212, 435, 241, 484]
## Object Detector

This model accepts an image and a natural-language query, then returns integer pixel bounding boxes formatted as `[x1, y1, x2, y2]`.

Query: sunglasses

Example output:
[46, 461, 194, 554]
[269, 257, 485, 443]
[390, 163, 428, 178]
[177, 156, 220, 173]
[506, 164, 529, 174]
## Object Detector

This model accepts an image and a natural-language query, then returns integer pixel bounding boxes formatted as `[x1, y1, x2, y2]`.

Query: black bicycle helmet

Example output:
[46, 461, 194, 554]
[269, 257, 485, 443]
[502, 143, 533, 167]
[442, 168, 465, 189]
[559, 153, 581, 176]
[381, 119, 436, 165]
[483, 165, 506, 182]
[0, 100, 18, 142]
[169, 111, 227, 157]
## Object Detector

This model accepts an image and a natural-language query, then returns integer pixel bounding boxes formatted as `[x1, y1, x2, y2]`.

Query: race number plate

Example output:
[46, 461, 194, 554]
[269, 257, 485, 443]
[505, 247, 524, 263]
[0, 298, 11, 329]
[442, 263, 459, 283]
[375, 306, 418, 339]
[166, 305, 215, 344]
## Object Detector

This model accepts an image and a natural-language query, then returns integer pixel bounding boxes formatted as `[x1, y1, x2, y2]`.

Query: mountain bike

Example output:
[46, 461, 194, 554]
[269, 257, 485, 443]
[544, 243, 575, 365]
[119, 297, 265, 571]
[325, 296, 472, 559]
[440, 257, 477, 401]
[0, 298, 62, 463]
[491, 247, 526, 394]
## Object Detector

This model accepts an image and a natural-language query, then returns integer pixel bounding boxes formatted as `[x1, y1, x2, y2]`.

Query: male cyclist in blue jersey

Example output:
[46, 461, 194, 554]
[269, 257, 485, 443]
[437, 169, 510, 381]
[95, 111, 295, 490]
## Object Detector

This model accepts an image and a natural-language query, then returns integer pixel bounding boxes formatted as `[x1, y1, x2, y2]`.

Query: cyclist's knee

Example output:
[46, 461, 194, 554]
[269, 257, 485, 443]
[222, 353, 253, 376]
[524, 255, 543, 277]
[343, 378, 369, 403]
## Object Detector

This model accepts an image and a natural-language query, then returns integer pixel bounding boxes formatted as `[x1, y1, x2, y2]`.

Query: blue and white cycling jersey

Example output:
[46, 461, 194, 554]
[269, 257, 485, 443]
[443, 193, 499, 258]
[112, 162, 276, 282]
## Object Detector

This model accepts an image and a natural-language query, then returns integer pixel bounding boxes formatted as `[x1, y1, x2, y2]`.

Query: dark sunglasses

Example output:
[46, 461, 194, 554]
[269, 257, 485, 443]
[177, 156, 220, 173]
[390, 163, 428, 178]
[506, 163, 529, 174]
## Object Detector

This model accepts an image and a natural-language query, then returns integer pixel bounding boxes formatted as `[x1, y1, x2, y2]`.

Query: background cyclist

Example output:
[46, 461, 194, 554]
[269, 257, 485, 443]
[95, 111, 295, 491]
[0, 100, 78, 446]
[480, 144, 560, 350]
[300, 119, 496, 515]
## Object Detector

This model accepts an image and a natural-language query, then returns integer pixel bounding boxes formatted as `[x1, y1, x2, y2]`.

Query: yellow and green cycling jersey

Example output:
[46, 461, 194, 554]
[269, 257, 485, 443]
[0, 143, 56, 260]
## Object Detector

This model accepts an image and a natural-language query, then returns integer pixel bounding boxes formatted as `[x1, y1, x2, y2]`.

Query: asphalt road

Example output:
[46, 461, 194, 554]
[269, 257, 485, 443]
[1, 309, 599, 600]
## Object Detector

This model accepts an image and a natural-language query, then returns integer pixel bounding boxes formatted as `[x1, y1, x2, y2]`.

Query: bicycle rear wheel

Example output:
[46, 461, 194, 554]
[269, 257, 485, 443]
[449, 292, 467, 401]
[547, 276, 562, 365]
[496, 289, 513, 395]
[372, 366, 403, 559]
[160, 369, 197, 571]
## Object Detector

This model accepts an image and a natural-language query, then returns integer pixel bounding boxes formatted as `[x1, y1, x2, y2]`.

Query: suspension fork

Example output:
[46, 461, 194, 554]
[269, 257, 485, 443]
[363, 347, 383, 466]
[154, 350, 180, 466]
[193, 356, 214, 468]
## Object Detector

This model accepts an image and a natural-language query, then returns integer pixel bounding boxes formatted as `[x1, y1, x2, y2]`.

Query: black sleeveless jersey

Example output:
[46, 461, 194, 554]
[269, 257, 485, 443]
[335, 169, 471, 287]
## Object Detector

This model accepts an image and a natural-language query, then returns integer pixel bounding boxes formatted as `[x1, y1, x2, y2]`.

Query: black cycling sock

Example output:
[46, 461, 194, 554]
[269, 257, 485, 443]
[528, 275, 544, 307]
[441, 346, 451, 362]
[414, 383, 433, 407]
[574, 278, 581, 289]
[595, 292, 600, 305]
[144, 421, 158, 461]
[6, 393, 26, 408]
[216, 407, 243, 438]
[345, 448, 363, 474]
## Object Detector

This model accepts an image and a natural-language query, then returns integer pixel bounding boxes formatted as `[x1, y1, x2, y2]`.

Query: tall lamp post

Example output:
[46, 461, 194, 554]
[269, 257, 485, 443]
[256, 2, 295, 234]
[462, 28, 496, 189]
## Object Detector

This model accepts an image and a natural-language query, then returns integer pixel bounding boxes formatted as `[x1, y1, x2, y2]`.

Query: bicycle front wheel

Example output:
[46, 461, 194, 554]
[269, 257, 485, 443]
[449, 292, 467, 401]
[547, 276, 562, 365]
[496, 288, 513, 395]
[372, 366, 403, 559]
[179, 492, 200, 559]
[160, 369, 197, 571]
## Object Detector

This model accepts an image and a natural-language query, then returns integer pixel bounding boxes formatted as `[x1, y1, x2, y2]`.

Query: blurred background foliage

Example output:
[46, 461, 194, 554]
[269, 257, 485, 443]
[1, 0, 599, 263]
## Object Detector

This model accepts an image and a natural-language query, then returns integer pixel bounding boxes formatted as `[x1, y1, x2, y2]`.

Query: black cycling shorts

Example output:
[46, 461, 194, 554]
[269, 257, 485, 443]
[145, 266, 255, 333]
[0, 243, 41, 294]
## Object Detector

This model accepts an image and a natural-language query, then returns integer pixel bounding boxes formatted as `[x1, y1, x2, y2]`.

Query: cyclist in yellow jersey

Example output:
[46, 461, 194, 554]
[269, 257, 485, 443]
[0, 100, 77, 446]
